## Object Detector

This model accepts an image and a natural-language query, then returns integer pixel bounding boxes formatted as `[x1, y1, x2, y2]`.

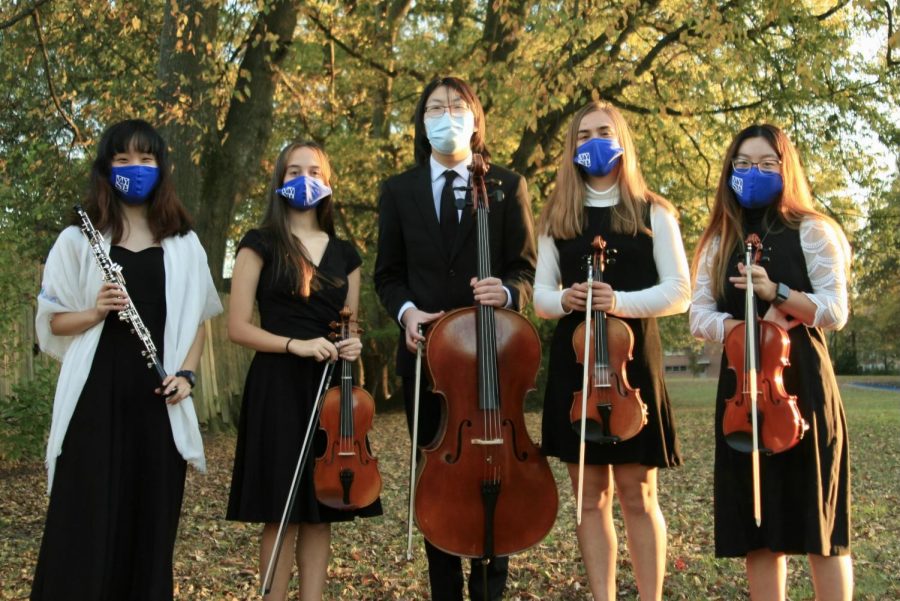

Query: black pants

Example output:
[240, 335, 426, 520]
[403, 377, 508, 601]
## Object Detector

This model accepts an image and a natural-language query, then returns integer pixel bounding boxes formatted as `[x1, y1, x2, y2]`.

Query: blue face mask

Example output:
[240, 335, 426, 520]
[573, 138, 624, 177]
[729, 167, 783, 209]
[424, 111, 476, 155]
[276, 175, 332, 210]
[109, 165, 160, 205]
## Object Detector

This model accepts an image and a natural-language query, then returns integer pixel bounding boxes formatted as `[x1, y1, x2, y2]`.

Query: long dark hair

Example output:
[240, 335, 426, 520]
[413, 76, 490, 166]
[692, 123, 846, 299]
[77, 119, 192, 242]
[260, 141, 336, 297]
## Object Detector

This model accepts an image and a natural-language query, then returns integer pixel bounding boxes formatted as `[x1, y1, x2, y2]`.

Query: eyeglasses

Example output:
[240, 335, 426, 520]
[732, 158, 782, 173]
[424, 102, 471, 118]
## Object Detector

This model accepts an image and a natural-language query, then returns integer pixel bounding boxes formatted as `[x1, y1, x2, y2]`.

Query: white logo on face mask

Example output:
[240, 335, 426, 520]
[281, 186, 295, 199]
[731, 174, 743, 195]
[576, 152, 591, 167]
[115, 175, 130, 193]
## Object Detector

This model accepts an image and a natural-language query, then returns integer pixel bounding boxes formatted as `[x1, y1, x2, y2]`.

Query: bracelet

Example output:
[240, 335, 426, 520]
[285, 338, 294, 353]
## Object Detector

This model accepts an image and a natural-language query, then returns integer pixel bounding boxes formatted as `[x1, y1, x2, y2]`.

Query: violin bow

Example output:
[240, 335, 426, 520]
[261, 359, 337, 595]
[576, 255, 594, 526]
[744, 240, 762, 527]
[406, 324, 424, 560]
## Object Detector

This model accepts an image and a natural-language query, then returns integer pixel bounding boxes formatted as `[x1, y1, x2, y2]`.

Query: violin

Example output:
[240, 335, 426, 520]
[314, 307, 382, 510]
[413, 154, 558, 560]
[722, 234, 808, 524]
[570, 235, 648, 445]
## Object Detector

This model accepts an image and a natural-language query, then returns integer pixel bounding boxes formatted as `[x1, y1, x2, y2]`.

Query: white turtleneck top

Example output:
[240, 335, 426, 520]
[533, 183, 691, 319]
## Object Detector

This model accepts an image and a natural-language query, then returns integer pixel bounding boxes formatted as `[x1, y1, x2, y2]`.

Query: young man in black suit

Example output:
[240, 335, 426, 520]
[374, 76, 537, 601]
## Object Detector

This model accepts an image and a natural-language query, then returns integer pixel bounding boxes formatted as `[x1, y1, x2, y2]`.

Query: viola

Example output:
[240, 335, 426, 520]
[722, 234, 808, 454]
[722, 234, 808, 524]
[570, 235, 648, 445]
[314, 306, 382, 510]
[413, 154, 558, 559]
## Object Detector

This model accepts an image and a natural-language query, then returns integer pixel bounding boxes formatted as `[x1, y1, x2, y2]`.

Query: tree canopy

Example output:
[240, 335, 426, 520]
[1, 0, 897, 410]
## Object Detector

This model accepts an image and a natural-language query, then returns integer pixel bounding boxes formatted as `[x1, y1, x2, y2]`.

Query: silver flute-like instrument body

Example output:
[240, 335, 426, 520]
[73, 204, 167, 383]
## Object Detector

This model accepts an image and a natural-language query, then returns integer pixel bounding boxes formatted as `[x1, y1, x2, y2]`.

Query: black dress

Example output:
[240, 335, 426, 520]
[713, 208, 850, 557]
[541, 207, 682, 468]
[227, 229, 382, 524]
[31, 246, 187, 601]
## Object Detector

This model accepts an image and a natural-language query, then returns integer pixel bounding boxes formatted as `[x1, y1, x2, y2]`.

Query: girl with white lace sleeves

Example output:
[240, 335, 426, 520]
[689, 124, 852, 601]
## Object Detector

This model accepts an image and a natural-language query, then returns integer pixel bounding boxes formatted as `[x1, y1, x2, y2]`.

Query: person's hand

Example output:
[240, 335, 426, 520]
[156, 374, 192, 405]
[471, 277, 506, 307]
[402, 308, 444, 353]
[290, 337, 339, 362]
[562, 282, 589, 312]
[95, 282, 129, 320]
[731, 262, 777, 302]
[336, 337, 362, 362]
[762, 304, 801, 332]
[590, 282, 616, 313]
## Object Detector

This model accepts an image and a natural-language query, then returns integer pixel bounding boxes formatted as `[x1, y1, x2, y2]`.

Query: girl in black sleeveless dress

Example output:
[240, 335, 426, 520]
[226, 142, 381, 601]
[534, 102, 690, 601]
[690, 124, 852, 601]
[32, 120, 221, 600]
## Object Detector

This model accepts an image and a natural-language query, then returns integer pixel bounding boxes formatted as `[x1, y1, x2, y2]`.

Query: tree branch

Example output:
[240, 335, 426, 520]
[0, 0, 50, 30]
[886, 0, 898, 68]
[304, 9, 425, 81]
[814, 1, 850, 21]
[31, 8, 82, 146]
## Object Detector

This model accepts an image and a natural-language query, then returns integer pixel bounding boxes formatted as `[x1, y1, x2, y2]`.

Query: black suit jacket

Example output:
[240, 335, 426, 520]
[374, 162, 537, 377]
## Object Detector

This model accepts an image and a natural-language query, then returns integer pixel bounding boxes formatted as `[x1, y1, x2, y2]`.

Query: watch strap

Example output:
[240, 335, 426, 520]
[772, 282, 790, 306]
[175, 370, 196, 388]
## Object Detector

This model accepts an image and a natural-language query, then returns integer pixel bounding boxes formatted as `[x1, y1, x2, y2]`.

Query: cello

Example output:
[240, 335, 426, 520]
[314, 306, 382, 510]
[413, 154, 558, 562]
[722, 233, 808, 525]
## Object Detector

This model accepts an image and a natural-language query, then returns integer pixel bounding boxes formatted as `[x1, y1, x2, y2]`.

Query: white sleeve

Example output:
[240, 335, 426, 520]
[533, 234, 571, 319]
[613, 205, 691, 318]
[799, 217, 850, 330]
[689, 236, 731, 343]
[193, 233, 224, 322]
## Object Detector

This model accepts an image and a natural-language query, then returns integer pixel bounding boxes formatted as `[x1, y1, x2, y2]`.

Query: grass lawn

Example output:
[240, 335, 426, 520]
[1, 376, 897, 599]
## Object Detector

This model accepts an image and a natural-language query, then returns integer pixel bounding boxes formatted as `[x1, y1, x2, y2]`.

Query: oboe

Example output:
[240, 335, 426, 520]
[73, 204, 167, 384]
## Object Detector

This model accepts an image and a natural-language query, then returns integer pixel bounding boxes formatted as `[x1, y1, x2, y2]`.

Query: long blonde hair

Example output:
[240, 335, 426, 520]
[691, 124, 849, 300]
[538, 101, 674, 239]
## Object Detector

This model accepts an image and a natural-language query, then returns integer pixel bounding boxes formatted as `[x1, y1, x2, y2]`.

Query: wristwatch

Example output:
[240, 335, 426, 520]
[175, 370, 196, 389]
[771, 282, 790, 306]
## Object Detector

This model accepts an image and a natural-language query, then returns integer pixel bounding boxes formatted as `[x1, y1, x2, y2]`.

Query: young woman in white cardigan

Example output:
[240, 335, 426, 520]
[31, 119, 222, 601]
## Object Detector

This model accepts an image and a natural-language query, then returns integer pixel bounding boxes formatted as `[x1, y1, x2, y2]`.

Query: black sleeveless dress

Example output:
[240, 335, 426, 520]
[541, 207, 682, 468]
[713, 208, 850, 557]
[227, 229, 382, 523]
[31, 246, 187, 601]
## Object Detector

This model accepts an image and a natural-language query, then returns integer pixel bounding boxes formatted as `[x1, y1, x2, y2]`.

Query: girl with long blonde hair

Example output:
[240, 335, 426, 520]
[534, 101, 691, 600]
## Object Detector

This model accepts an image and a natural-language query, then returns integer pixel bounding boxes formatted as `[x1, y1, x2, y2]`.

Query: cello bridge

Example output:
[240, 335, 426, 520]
[471, 438, 504, 446]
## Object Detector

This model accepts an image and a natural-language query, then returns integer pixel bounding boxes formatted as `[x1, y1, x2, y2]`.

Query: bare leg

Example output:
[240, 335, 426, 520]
[261, 523, 299, 601]
[568, 463, 616, 601]
[745, 548, 786, 601]
[808, 554, 853, 601]
[613, 464, 665, 601]
[294, 522, 331, 601]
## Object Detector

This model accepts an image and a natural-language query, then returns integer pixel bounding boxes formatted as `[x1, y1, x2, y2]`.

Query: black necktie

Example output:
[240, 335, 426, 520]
[440, 169, 458, 252]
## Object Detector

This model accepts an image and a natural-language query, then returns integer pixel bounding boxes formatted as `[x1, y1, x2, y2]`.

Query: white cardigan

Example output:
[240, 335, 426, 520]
[36, 225, 223, 491]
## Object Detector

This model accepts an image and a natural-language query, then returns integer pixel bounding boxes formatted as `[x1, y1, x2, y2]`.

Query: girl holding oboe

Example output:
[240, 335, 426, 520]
[31, 119, 221, 600]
